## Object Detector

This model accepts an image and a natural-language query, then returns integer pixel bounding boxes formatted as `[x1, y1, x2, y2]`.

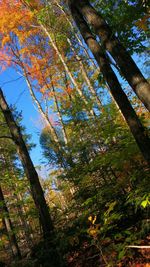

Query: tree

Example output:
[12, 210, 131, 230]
[69, 3, 150, 163]
[71, 0, 150, 111]
[0, 88, 54, 240]
[0, 185, 21, 259]
[41, 99, 150, 265]
[0, 2, 149, 265]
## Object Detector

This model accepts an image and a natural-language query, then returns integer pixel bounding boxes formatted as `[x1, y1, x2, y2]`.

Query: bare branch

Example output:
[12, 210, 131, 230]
[127, 245, 150, 249]
[0, 136, 12, 140]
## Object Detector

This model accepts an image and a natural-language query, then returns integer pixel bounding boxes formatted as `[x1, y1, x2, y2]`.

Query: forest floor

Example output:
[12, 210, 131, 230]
[1, 238, 150, 267]
[2, 248, 149, 267]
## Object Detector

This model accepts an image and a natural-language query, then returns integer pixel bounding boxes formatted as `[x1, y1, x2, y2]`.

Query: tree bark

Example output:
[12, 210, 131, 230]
[67, 37, 103, 110]
[11, 179, 34, 248]
[24, 73, 61, 146]
[0, 88, 54, 239]
[10, 44, 62, 149]
[69, 5, 150, 164]
[51, 79, 69, 145]
[0, 185, 21, 258]
[40, 23, 95, 117]
[53, 0, 97, 68]
[73, 0, 150, 112]
[3, 155, 33, 248]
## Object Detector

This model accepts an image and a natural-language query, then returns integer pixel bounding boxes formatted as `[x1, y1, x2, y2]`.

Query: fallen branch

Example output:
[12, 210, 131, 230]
[127, 245, 150, 249]
[87, 253, 100, 260]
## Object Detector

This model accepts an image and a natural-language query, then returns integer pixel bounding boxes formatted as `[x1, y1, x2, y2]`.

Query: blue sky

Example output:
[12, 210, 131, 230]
[0, 53, 148, 175]
[0, 67, 43, 167]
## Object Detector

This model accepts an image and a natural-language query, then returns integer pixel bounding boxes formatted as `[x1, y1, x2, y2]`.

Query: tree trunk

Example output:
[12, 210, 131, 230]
[3, 155, 33, 248]
[24, 72, 61, 147]
[69, 5, 150, 164]
[74, 0, 150, 112]
[51, 79, 68, 145]
[10, 46, 62, 150]
[40, 23, 95, 117]
[53, 0, 97, 68]
[0, 185, 21, 258]
[12, 182, 33, 248]
[67, 37, 103, 110]
[0, 88, 54, 239]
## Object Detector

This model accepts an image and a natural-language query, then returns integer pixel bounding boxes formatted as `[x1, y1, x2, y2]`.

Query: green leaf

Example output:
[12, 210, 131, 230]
[118, 249, 126, 260]
[141, 198, 149, 208]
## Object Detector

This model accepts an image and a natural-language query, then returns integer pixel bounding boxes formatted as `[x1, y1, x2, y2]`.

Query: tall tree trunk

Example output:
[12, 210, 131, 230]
[51, 79, 68, 145]
[53, 0, 97, 69]
[3, 155, 33, 248]
[23, 72, 68, 167]
[73, 0, 150, 111]
[69, 5, 150, 164]
[0, 88, 54, 240]
[24, 72, 61, 147]
[0, 185, 21, 258]
[40, 23, 95, 117]
[15, 192, 33, 247]
[10, 44, 62, 150]
[25, 77, 60, 144]
[10, 178, 33, 248]
[67, 37, 102, 110]
[39, 70, 69, 146]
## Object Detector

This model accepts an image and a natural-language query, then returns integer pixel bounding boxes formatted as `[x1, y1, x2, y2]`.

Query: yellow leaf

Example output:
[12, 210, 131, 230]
[88, 215, 93, 222]
[92, 215, 97, 225]
[88, 228, 97, 237]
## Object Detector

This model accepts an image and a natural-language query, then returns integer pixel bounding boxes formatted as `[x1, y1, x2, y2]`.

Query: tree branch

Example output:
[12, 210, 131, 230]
[0, 136, 12, 140]
[127, 245, 150, 249]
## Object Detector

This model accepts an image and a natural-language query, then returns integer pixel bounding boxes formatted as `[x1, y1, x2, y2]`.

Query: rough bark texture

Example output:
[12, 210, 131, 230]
[73, 0, 150, 112]
[0, 88, 54, 239]
[69, 5, 150, 163]
[0, 185, 21, 258]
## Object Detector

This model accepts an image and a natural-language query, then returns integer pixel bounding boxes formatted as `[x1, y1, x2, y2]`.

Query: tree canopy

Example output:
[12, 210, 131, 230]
[0, 1, 149, 266]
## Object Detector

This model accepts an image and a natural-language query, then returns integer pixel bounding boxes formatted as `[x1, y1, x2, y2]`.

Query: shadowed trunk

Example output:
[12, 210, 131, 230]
[0, 88, 54, 240]
[69, 4, 150, 164]
[0, 185, 21, 258]
[73, 0, 150, 111]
